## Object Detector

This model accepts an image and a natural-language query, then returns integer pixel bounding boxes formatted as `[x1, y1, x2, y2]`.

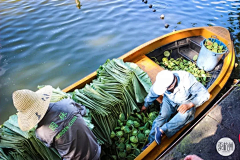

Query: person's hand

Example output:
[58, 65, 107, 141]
[140, 106, 147, 113]
[184, 154, 203, 160]
[156, 96, 163, 104]
[177, 102, 194, 114]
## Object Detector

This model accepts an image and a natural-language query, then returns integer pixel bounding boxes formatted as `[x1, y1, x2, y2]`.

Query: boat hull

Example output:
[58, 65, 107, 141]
[63, 26, 235, 159]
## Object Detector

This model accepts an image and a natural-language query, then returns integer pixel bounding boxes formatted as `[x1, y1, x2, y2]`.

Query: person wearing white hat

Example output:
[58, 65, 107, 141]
[141, 70, 210, 150]
[12, 85, 101, 160]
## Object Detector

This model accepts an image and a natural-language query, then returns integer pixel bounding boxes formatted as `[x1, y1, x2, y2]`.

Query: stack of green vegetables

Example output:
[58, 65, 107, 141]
[106, 112, 158, 159]
[0, 115, 61, 160]
[152, 52, 211, 86]
[39, 59, 152, 146]
[70, 59, 152, 146]
[0, 58, 152, 159]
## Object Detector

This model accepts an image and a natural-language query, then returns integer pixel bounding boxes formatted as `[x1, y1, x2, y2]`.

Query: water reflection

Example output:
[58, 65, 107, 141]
[0, 55, 8, 77]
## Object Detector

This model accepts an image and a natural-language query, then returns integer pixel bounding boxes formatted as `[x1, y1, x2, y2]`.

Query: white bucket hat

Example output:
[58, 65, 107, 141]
[12, 85, 52, 131]
[153, 70, 174, 95]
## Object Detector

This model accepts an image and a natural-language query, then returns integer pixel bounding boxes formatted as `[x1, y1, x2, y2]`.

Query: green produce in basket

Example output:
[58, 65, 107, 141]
[204, 39, 225, 53]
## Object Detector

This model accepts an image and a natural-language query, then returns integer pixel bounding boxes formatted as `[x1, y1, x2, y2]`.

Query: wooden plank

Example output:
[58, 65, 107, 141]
[135, 55, 164, 84]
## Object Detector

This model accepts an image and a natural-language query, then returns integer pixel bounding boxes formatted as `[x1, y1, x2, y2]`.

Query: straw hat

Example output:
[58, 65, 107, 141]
[12, 85, 52, 131]
[153, 70, 174, 95]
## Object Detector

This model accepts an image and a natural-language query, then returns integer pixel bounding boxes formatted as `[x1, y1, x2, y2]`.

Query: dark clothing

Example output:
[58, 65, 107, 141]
[35, 99, 100, 160]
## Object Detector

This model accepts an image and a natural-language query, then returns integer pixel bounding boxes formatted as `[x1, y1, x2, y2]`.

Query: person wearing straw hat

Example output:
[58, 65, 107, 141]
[141, 70, 210, 150]
[12, 85, 101, 160]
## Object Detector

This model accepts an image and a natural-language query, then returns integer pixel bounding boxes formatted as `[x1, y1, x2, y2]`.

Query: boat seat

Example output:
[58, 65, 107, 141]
[135, 55, 164, 84]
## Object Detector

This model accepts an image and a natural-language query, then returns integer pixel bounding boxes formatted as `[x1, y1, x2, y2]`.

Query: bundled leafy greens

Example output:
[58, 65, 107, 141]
[0, 58, 152, 159]
[71, 59, 152, 145]
[0, 115, 61, 160]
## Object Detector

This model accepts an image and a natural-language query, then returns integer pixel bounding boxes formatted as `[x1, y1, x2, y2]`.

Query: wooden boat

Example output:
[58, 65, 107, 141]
[63, 26, 235, 159]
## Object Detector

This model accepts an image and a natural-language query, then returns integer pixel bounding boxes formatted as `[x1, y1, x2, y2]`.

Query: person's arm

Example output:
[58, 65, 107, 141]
[177, 102, 195, 114]
[178, 72, 210, 114]
[141, 86, 160, 112]
[186, 73, 210, 107]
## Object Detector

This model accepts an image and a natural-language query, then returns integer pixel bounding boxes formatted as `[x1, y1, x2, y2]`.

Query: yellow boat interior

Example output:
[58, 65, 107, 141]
[63, 26, 235, 159]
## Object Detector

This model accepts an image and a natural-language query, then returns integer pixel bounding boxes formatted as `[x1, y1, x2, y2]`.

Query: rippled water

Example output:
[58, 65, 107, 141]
[0, 0, 239, 124]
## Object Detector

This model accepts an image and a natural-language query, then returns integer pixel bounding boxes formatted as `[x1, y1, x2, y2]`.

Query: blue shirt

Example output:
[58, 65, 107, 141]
[144, 71, 210, 108]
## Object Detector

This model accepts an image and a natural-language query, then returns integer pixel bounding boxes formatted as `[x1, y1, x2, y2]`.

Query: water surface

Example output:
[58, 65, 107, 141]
[0, 0, 239, 124]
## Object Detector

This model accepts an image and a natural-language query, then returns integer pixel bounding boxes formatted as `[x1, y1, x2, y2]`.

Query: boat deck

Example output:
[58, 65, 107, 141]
[135, 55, 164, 83]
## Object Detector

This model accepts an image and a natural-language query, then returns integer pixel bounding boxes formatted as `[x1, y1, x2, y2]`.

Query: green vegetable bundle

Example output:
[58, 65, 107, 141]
[71, 59, 152, 146]
[106, 111, 158, 159]
[152, 55, 211, 86]
[0, 115, 61, 160]
[0, 58, 152, 159]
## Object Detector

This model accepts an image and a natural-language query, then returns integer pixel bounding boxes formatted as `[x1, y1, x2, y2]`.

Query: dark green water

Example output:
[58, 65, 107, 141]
[0, 0, 239, 124]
